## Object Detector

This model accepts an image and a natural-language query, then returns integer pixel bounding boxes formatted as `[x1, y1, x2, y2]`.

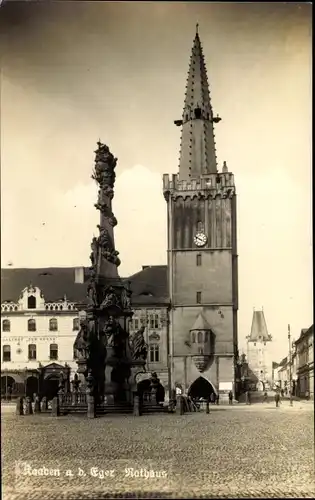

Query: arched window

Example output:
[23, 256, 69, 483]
[28, 344, 37, 360]
[28, 319, 36, 332]
[197, 331, 203, 343]
[49, 318, 58, 331]
[149, 344, 159, 363]
[2, 345, 11, 362]
[27, 295, 36, 309]
[191, 332, 196, 343]
[73, 318, 80, 331]
[49, 344, 58, 360]
[197, 221, 204, 232]
[2, 319, 10, 332]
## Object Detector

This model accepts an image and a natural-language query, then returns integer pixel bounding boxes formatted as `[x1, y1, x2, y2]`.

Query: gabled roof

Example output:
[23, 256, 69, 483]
[1, 265, 169, 307]
[190, 311, 212, 331]
[248, 310, 271, 342]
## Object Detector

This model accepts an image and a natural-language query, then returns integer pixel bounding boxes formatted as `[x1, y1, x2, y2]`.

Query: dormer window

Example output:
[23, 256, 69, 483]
[28, 295, 36, 309]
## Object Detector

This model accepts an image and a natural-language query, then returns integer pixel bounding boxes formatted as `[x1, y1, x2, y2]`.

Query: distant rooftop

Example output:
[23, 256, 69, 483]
[248, 310, 272, 342]
[1, 265, 169, 307]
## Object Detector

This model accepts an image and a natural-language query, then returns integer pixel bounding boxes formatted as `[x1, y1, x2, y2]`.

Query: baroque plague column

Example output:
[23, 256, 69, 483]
[74, 141, 148, 406]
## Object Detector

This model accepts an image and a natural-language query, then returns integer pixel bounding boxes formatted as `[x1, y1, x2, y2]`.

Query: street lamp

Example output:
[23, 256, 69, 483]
[288, 324, 293, 407]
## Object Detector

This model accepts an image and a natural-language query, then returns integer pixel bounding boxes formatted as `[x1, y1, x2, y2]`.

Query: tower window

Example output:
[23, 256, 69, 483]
[149, 344, 159, 363]
[197, 221, 204, 232]
[28, 295, 36, 309]
[196, 292, 202, 304]
[28, 344, 37, 360]
[194, 107, 202, 119]
[28, 319, 36, 332]
[197, 331, 203, 343]
[2, 345, 11, 362]
[49, 344, 58, 361]
[2, 319, 10, 332]
[196, 254, 202, 266]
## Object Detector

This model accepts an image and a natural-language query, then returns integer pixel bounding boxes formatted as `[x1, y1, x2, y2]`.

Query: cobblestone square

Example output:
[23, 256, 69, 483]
[2, 403, 314, 499]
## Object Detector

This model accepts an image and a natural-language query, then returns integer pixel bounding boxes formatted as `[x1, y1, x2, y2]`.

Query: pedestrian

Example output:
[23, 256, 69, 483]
[245, 390, 251, 405]
[228, 390, 233, 405]
[281, 389, 284, 398]
[216, 393, 219, 405]
[210, 392, 215, 404]
[263, 391, 268, 403]
[275, 391, 280, 407]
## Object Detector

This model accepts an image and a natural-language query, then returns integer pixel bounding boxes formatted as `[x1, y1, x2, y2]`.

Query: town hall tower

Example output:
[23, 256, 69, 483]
[163, 27, 238, 398]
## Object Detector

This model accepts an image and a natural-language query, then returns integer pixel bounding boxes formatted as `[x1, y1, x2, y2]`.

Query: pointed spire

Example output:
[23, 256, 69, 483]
[248, 310, 271, 342]
[176, 27, 220, 180]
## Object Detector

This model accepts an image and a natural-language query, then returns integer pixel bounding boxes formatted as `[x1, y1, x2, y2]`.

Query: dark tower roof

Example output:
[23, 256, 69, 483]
[175, 25, 220, 181]
[248, 310, 272, 342]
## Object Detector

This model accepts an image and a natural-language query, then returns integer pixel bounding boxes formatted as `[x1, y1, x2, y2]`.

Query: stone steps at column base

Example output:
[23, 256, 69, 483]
[60, 405, 88, 414]
[96, 404, 133, 415]
[142, 404, 168, 414]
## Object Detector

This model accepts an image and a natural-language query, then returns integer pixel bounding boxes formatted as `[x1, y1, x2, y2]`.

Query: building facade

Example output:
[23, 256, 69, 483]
[1, 266, 170, 400]
[1, 29, 240, 401]
[246, 310, 273, 390]
[295, 325, 314, 399]
[163, 28, 238, 400]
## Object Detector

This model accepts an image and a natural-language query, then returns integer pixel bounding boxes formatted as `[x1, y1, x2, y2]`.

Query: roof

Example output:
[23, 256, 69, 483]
[248, 310, 271, 342]
[1, 268, 88, 303]
[125, 265, 168, 306]
[190, 311, 212, 331]
[1, 265, 169, 307]
[178, 29, 218, 180]
[278, 357, 288, 367]
[295, 325, 313, 344]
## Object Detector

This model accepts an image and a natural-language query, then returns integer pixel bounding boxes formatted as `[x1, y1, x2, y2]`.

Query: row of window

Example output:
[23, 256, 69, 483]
[2, 343, 161, 363]
[3, 344, 58, 362]
[131, 314, 160, 330]
[191, 331, 210, 343]
[2, 318, 80, 333]
[2, 316, 164, 333]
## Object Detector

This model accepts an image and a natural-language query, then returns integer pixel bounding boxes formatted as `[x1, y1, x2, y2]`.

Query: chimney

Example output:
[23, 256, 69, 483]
[74, 267, 85, 284]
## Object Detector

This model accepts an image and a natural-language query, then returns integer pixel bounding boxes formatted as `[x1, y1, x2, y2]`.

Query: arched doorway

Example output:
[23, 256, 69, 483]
[1, 376, 15, 400]
[26, 376, 39, 399]
[42, 376, 60, 401]
[188, 377, 216, 400]
[137, 379, 165, 403]
[257, 380, 265, 391]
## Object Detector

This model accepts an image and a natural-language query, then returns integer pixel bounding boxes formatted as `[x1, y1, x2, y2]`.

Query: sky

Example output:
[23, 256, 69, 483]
[0, 1, 312, 359]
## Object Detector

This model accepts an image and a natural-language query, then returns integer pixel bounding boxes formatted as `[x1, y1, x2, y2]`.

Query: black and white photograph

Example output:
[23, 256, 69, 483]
[1, 1, 313, 499]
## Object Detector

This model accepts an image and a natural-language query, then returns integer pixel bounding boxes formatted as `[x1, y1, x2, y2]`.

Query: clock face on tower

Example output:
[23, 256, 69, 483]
[194, 232, 208, 247]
